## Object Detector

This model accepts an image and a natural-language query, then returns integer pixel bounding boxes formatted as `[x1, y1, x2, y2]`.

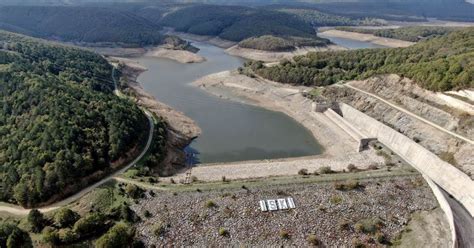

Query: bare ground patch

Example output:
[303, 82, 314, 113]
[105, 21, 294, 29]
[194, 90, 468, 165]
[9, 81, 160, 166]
[131, 175, 443, 247]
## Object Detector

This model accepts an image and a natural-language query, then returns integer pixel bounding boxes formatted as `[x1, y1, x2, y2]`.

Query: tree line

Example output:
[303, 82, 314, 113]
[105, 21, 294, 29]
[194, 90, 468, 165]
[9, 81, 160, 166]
[336, 26, 459, 42]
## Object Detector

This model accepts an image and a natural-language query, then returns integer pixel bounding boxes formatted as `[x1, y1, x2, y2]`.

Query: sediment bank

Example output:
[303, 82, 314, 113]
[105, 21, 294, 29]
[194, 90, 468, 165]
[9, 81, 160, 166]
[164, 29, 237, 49]
[319, 29, 415, 48]
[92, 45, 205, 64]
[225, 44, 345, 62]
[144, 46, 205, 63]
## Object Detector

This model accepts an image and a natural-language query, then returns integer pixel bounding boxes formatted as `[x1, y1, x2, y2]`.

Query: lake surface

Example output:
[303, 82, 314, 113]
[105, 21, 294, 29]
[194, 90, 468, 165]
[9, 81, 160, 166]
[136, 42, 323, 164]
[318, 33, 387, 49]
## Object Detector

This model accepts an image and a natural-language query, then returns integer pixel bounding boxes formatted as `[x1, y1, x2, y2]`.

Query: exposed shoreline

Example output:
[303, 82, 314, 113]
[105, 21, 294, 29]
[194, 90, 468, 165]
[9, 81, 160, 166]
[144, 46, 206, 64]
[164, 28, 237, 49]
[91, 45, 205, 64]
[108, 56, 201, 171]
[225, 44, 345, 62]
[165, 28, 346, 62]
[319, 29, 415, 48]
[167, 70, 387, 182]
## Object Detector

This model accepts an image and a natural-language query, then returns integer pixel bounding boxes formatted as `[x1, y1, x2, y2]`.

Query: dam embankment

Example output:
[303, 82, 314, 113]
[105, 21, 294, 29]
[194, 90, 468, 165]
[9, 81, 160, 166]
[338, 103, 474, 217]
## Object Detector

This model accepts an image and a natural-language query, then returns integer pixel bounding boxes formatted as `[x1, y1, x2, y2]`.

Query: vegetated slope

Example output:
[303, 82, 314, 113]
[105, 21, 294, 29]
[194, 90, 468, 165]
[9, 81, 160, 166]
[311, 2, 474, 22]
[160, 5, 317, 42]
[249, 27, 474, 91]
[238, 35, 329, 52]
[272, 7, 378, 26]
[335, 26, 459, 42]
[0, 6, 166, 46]
[0, 31, 163, 207]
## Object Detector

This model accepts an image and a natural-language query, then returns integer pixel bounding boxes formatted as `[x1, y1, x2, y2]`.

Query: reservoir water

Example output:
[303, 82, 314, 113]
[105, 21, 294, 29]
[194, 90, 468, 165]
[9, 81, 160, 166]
[136, 42, 323, 164]
[318, 33, 387, 49]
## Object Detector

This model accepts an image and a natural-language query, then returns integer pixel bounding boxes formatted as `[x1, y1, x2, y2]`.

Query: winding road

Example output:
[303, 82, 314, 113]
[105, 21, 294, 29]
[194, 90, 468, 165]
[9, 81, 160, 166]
[0, 67, 155, 216]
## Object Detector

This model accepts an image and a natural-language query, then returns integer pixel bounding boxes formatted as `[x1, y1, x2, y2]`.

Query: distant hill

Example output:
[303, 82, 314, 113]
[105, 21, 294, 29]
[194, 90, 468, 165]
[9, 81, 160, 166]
[0, 6, 167, 46]
[160, 5, 318, 42]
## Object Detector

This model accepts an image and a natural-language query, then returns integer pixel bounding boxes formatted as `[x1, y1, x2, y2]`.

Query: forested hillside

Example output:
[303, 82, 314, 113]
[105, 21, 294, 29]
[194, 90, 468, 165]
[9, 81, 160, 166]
[160, 5, 317, 42]
[0, 6, 166, 46]
[272, 7, 373, 26]
[311, 2, 474, 22]
[248, 28, 474, 91]
[335, 26, 458, 42]
[239, 35, 329, 52]
[0, 31, 162, 207]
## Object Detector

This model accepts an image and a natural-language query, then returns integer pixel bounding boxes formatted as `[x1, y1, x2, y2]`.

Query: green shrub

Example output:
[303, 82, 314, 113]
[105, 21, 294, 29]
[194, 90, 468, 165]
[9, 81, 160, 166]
[306, 234, 320, 246]
[351, 238, 366, 248]
[144, 210, 152, 218]
[109, 204, 137, 223]
[298, 168, 309, 175]
[42, 227, 59, 245]
[354, 217, 384, 234]
[205, 200, 217, 208]
[368, 164, 379, 170]
[330, 195, 342, 205]
[0, 222, 32, 248]
[58, 228, 77, 244]
[345, 180, 361, 190]
[279, 230, 290, 239]
[73, 213, 107, 237]
[27, 209, 44, 233]
[125, 184, 143, 199]
[95, 222, 135, 248]
[338, 220, 350, 231]
[319, 166, 334, 174]
[54, 208, 79, 228]
[375, 232, 387, 244]
[153, 222, 167, 237]
[440, 152, 458, 165]
[218, 227, 229, 237]
[347, 164, 358, 172]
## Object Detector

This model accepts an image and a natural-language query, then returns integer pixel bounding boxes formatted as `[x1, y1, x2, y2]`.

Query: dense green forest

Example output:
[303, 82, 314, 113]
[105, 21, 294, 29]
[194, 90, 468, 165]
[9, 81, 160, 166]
[311, 2, 474, 22]
[248, 28, 473, 91]
[335, 26, 459, 42]
[0, 31, 163, 207]
[239, 35, 330, 51]
[0, 6, 168, 46]
[272, 7, 382, 27]
[160, 5, 318, 42]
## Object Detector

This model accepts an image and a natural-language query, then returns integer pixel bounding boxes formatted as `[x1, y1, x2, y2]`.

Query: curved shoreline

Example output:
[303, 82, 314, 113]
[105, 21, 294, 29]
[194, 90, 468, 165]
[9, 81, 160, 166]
[319, 29, 415, 48]
[90, 45, 206, 64]
[172, 70, 387, 182]
[225, 44, 345, 62]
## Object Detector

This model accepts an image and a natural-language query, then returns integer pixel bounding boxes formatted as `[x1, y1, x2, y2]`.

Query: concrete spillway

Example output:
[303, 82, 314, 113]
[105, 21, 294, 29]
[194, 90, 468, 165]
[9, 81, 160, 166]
[323, 108, 376, 152]
[338, 103, 474, 217]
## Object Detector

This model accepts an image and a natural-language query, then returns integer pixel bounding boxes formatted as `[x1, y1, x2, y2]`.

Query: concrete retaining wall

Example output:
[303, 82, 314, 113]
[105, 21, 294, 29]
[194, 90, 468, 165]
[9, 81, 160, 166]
[423, 176, 457, 248]
[339, 103, 474, 217]
[324, 108, 375, 152]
